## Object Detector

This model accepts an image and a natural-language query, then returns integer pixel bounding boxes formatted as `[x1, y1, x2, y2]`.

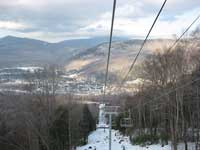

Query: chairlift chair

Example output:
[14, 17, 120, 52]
[120, 109, 133, 128]
[104, 106, 120, 115]
[112, 119, 117, 127]
[120, 117, 133, 128]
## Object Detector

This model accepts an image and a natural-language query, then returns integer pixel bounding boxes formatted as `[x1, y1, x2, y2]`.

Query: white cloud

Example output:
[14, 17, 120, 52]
[80, 7, 200, 39]
[0, 21, 27, 30]
[0, 0, 200, 41]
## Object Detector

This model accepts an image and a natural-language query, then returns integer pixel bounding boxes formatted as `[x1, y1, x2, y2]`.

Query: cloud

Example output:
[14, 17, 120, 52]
[0, 21, 27, 30]
[81, 7, 200, 39]
[0, 0, 199, 42]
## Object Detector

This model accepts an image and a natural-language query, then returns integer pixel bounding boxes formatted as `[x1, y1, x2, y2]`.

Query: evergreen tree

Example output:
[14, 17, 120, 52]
[79, 104, 96, 144]
[49, 106, 69, 150]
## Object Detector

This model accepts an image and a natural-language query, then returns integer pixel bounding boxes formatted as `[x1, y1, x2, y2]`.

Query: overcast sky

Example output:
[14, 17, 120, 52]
[0, 0, 199, 42]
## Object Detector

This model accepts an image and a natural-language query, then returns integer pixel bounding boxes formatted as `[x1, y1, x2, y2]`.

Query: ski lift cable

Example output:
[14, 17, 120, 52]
[168, 14, 200, 52]
[119, 0, 168, 89]
[118, 13, 200, 90]
[120, 15, 200, 108]
[103, 0, 117, 100]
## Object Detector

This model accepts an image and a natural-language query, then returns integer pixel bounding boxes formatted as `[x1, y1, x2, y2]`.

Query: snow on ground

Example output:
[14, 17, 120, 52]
[2, 79, 29, 85]
[16, 67, 42, 72]
[0, 89, 28, 94]
[77, 128, 171, 150]
[78, 104, 196, 150]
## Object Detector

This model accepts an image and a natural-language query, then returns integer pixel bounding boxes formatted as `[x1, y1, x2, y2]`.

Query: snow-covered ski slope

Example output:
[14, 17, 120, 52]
[77, 128, 176, 150]
[78, 103, 195, 150]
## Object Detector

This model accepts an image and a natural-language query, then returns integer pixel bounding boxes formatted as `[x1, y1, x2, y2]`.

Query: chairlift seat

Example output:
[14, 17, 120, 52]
[104, 106, 120, 115]
[120, 118, 133, 128]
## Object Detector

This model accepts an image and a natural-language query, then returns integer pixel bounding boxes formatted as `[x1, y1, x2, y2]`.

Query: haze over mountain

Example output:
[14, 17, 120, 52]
[0, 36, 68, 67]
[0, 36, 126, 67]
[0, 35, 174, 78]
[56, 36, 127, 49]
[65, 39, 174, 78]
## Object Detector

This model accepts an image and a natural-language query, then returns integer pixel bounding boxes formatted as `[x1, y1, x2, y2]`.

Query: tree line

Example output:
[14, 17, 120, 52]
[117, 29, 200, 150]
[0, 66, 96, 150]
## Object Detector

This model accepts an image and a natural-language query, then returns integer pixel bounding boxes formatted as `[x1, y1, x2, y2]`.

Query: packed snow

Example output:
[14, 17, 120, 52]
[77, 104, 196, 150]
[16, 67, 42, 72]
[77, 128, 168, 150]
[76, 128, 196, 150]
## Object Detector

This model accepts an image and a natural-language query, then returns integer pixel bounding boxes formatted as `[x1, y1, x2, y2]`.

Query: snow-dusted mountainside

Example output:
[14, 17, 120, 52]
[0, 36, 126, 68]
[0, 35, 173, 75]
[0, 36, 74, 67]
[57, 36, 127, 49]
[65, 39, 173, 79]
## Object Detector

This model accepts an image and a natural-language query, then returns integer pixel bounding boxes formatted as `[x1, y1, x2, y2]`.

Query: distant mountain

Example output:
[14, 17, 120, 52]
[0, 36, 70, 67]
[56, 36, 128, 49]
[0, 36, 128, 68]
[0, 35, 174, 76]
[65, 39, 174, 80]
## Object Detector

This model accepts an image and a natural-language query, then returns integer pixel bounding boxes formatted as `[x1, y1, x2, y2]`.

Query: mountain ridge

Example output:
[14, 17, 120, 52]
[0, 35, 174, 76]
